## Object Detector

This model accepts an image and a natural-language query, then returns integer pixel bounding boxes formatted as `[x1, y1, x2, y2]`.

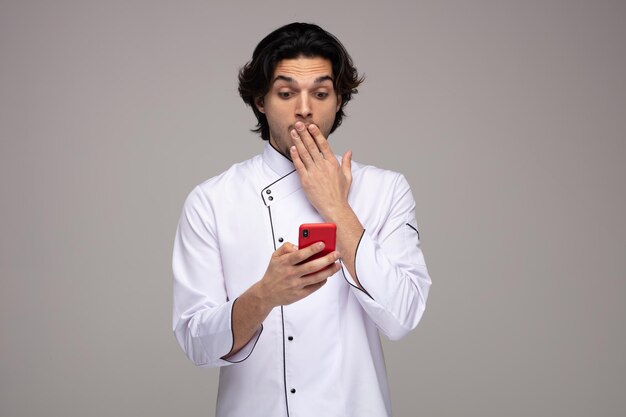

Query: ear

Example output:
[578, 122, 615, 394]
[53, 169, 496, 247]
[335, 94, 342, 112]
[255, 96, 265, 113]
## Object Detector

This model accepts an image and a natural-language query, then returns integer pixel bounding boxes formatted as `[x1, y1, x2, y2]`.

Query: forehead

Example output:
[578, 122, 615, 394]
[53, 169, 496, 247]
[272, 56, 333, 82]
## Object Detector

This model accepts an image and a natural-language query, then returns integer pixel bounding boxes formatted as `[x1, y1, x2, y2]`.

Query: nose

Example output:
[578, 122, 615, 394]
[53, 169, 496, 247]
[295, 92, 312, 120]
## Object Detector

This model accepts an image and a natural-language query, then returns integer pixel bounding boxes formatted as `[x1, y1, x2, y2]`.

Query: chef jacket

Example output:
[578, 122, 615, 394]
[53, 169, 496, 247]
[172, 143, 431, 417]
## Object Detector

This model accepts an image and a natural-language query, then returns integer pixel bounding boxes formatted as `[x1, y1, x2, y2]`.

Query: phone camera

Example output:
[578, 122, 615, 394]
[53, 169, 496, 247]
[302, 229, 309, 238]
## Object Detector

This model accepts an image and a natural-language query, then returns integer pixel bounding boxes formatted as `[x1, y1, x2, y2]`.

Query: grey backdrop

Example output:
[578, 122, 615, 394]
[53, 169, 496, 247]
[1, 1, 625, 416]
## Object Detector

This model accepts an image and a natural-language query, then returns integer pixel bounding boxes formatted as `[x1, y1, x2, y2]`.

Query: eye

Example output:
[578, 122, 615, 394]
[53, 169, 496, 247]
[277, 91, 292, 99]
[315, 92, 329, 99]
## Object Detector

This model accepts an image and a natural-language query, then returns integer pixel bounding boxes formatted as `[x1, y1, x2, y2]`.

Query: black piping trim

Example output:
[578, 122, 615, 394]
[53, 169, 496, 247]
[221, 298, 265, 363]
[222, 327, 263, 363]
[406, 223, 420, 240]
[260, 169, 297, 206]
[222, 297, 238, 360]
[340, 229, 373, 300]
[280, 305, 290, 416]
[265, 204, 290, 417]
[268, 207, 277, 249]
[263, 169, 297, 194]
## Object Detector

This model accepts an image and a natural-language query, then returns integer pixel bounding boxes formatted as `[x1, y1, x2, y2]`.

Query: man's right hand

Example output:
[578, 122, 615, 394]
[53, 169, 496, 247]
[258, 242, 341, 308]
[223, 242, 340, 359]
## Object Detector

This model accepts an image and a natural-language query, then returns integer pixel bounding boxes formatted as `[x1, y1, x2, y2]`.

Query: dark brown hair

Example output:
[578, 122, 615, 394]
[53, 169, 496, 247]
[238, 22, 364, 141]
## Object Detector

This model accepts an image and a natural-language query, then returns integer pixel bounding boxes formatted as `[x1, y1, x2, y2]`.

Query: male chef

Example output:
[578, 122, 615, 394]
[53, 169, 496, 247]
[172, 22, 431, 417]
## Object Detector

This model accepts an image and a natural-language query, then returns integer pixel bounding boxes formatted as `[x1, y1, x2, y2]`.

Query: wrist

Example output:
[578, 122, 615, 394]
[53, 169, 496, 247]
[250, 281, 275, 312]
[323, 203, 356, 224]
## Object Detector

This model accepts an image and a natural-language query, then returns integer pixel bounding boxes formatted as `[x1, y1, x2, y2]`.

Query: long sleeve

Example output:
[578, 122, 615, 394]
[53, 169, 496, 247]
[172, 186, 261, 367]
[342, 173, 431, 340]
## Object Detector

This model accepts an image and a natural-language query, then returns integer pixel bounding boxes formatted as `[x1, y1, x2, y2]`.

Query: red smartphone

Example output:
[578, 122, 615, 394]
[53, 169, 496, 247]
[298, 223, 336, 262]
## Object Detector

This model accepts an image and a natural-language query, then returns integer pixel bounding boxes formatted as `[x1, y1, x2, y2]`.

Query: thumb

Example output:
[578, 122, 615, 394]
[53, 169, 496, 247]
[275, 242, 298, 256]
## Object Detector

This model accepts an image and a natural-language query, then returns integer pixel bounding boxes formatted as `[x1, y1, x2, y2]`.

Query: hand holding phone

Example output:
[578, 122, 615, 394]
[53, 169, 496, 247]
[298, 223, 337, 262]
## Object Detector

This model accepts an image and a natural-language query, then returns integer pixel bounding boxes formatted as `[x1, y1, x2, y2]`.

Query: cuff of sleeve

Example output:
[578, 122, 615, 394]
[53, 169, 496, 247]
[192, 298, 262, 367]
[341, 230, 377, 300]
[223, 324, 263, 364]
[341, 227, 431, 340]
[341, 265, 373, 301]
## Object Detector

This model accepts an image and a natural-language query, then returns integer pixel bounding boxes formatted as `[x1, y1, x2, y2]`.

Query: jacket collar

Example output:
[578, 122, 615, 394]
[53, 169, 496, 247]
[262, 142, 295, 177]
[261, 142, 302, 207]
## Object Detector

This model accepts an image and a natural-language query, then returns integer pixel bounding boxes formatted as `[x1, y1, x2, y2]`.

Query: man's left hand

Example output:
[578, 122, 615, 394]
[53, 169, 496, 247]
[289, 121, 352, 221]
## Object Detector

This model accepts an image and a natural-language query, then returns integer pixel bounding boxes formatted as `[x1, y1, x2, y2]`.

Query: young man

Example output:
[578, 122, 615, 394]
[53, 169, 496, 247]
[173, 23, 431, 417]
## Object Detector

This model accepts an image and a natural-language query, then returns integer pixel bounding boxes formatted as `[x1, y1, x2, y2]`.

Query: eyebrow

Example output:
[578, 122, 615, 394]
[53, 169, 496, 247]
[271, 75, 334, 85]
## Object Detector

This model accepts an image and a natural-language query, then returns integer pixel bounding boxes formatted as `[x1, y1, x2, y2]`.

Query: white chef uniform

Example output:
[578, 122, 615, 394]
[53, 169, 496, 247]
[173, 143, 431, 417]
